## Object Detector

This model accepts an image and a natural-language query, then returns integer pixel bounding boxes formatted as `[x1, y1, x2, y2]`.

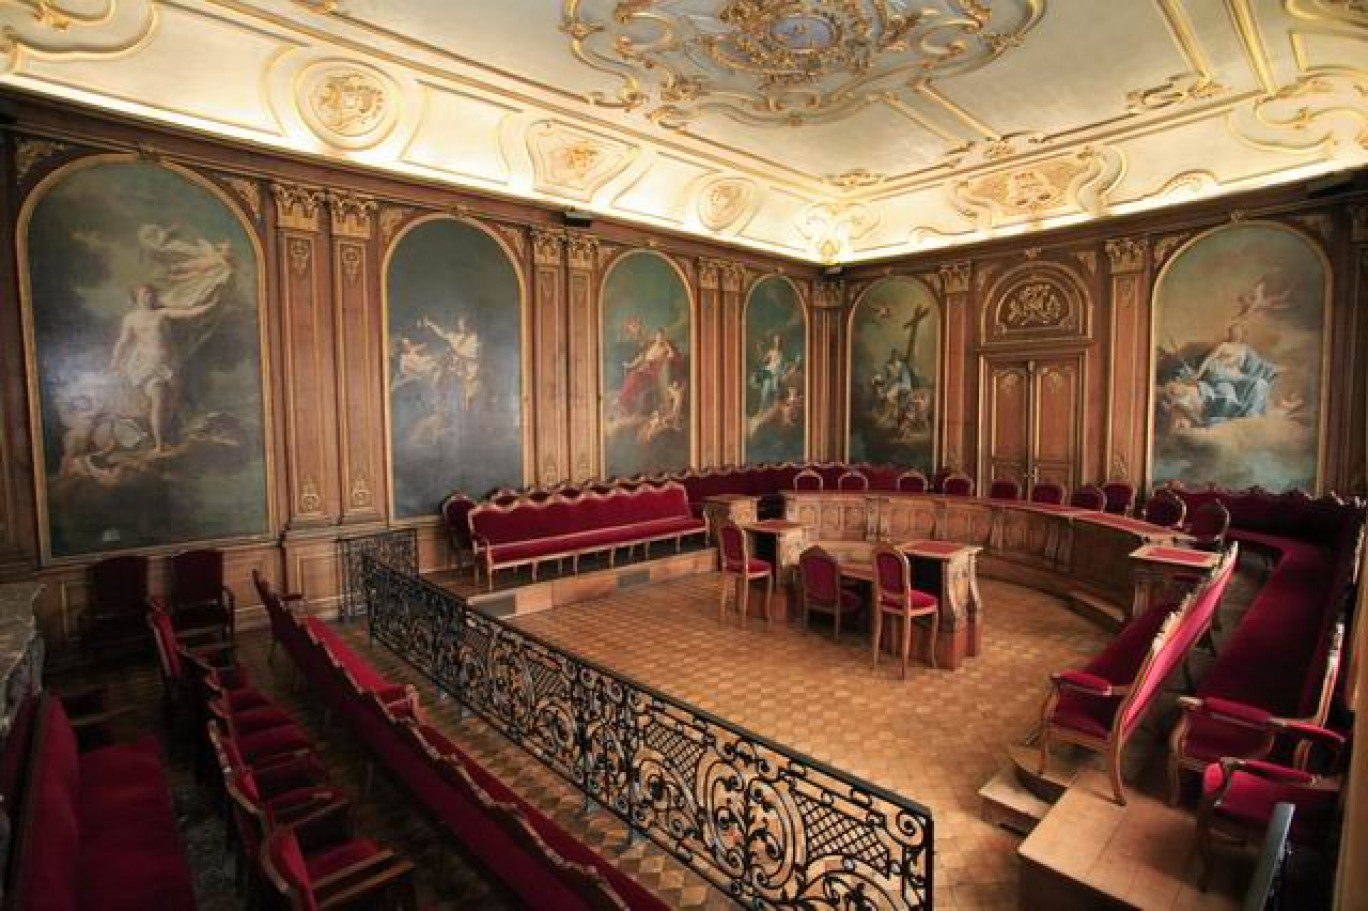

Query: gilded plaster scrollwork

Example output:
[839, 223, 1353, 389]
[1283, 0, 1368, 32]
[949, 144, 1124, 229]
[525, 120, 637, 202]
[694, 174, 758, 232]
[220, 176, 263, 223]
[0, 0, 155, 74]
[296, 60, 400, 150]
[561, 0, 1044, 128]
[1227, 73, 1368, 156]
[1126, 73, 1226, 113]
[824, 168, 886, 190]
[13, 137, 67, 181]
[378, 205, 413, 245]
[797, 199, 877, 263]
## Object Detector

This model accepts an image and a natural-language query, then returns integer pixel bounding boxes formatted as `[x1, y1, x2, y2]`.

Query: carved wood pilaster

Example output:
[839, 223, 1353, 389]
[271, 183, 339, 529]
[567, 233, 600, 480]
[808, 279, 845, 460]
[938, 261, 971, 473]
[0, 153, 34, 575]
[1103, 236, 1151, 486]
[531, 227, 568, 483]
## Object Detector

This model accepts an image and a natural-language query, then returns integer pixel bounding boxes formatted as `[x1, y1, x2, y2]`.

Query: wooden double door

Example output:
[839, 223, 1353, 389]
[979, 353, 1084, 493]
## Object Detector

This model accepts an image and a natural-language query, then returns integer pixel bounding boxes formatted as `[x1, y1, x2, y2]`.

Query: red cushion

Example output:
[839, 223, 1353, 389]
[1202, 762, 1337, 844]
[1050, 691, 1117, 739]
[305, 838, 381, 880]
[17, 701, 81, 910]
[878, 590, 937, 611]
[724, 557, 770, 575]
[237, 723, 312, 763]
[306, 619, 392, 692]
[1054, 670, 1114, 695]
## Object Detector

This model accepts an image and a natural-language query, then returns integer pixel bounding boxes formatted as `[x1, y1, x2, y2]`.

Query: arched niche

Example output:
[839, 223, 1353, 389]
[743, 275, 807, 463]
[599, 250, 695, 477]
[18, 155, 271, 560]
[1150, 220, 1330, 492]
[384, 215, 527, 517]
[846, 276, 941, 470]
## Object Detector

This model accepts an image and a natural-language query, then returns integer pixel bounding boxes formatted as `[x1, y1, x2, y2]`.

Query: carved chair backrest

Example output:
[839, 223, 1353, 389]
[989, 478, 1021, 500]
[799, 547, 841, 606]
[896, 471, 928, 493]
[1031, 481, 1066, 505]
[1070, 485, 1107, 510]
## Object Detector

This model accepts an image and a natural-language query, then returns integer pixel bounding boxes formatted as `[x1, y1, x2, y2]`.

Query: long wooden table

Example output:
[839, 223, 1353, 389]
[784, 492, 1186, 668]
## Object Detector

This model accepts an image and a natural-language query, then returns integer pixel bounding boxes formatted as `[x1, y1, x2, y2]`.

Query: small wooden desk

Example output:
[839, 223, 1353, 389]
[1128, 544, 1219, 621]
[742, 519, 809, 623]
[897, 539, 985, 665]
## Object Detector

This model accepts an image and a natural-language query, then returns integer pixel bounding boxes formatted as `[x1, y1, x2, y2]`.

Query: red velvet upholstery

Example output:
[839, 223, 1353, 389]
[85, 555, 150, 654]
[793, 468, 823, 490]
[1101, 481, 1135, 515]
[10, 695, 196, 911]
[1030, 482, 1066, 505]
[989, 478, 1021, 500]
[942, 474, 974, 497]
[1187, 501, 1231, 550]
[896, 471, 928, 493]
[1200, 761, 1337, 844]
[1069, 485, 1107, 510]
[441, 491, 476, 552]
[836, 470, 869, 491]
[1142, 491, 1187, 529]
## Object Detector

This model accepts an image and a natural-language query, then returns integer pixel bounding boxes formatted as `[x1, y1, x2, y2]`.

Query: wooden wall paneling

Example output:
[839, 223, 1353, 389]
[327, 190, 385, 523]
[697, 258, 723, 467]
[938, 262, 971, 472]
[1345, 205, 1368, 494]
[1032, 353, 1086, 489]
[270, 183, 339, 531]
[720, 261, 745, 465]
[1104, 238, 1151, 489]
[0, 136, 36, 577]
[566, 231, 600, 481]
[531, 227, 568, 484]
[1320, 208, 1364, 494]
[981, 358, 1031, 484]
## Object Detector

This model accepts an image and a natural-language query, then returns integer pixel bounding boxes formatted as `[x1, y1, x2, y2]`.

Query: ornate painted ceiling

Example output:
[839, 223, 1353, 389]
[3, 1, 1366, 263]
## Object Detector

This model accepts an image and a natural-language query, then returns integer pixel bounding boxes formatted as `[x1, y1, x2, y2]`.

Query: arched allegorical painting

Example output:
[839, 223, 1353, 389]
[744, 276, 806, 463]
[601, 251, 692, 477]
[1152, 222, 1328, 492]
[848, 276, 940, 469]
[20, 158, 269, 559]
[386, 217, 523, 518]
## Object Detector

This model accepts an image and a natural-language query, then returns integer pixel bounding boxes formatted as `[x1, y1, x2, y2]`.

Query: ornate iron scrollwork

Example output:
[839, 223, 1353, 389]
[343, 529, 933, 909]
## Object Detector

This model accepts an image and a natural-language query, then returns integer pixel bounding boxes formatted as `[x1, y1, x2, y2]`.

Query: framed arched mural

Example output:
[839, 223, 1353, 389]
[600, 251, 693, 477]
[743, 275, 806, 463]
[847, 276, 940, 470]
[18, 157, 271, 560]
[384, 216, 526, 518]
[1150, 221, 1329, 492]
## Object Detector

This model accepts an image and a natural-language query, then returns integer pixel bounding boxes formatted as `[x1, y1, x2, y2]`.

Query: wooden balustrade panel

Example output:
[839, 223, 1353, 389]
[939, 500, 996, 548]
[994, 507, 1065, 570]
[880, 496, 939, 542]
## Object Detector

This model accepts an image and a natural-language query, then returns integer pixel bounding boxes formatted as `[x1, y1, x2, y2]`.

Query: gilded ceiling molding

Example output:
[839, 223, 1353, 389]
[271, 183, 327, 232]
[326, 190, 376, 239]
[1145, 169, 1220, 202]
[13, 136, 67, 182]
[694, 174, 758, 232]
[561, 0, 1044, 128]
[1227, 72, 1368, 156]
[296, 59, 400, 151]
[948, 144, 1124, 230]
[797, 200, 878, 263]
[525, 120, 638, 202]
[291, 0, 341, 13]
[1104, 237, 1148, 274]
[1126, 72, 1227, 113]
[1283, 0, 1367, 35]
[0, 0, 156, 74]
[824, 168, 887, 190]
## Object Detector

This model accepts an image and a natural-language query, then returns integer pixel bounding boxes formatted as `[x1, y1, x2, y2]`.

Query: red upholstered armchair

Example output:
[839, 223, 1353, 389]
[1143, 490, 1188, 529]
[1070, 484, 1107, 510]
[836, 469, 869, 491]
[798, 546, 863, 640]
[1187, 500, 1231, 552]
[793, 468, 823, 490]
[1030, 481, 1066, 505]
[896, 470, 928, 493]
[165, 548, 236, 641]
[261, 800, 417, 911]
[1195, 723, 1345, 887]
[942, 473, 974, 497]
[1101, 481, 1135, 515]
[84, 555, 152, 658]
[718, 521, 772, 625]
[440, 491, 477, 573]
[989, 477, 1021, 500]
[871, 544, 939, 677]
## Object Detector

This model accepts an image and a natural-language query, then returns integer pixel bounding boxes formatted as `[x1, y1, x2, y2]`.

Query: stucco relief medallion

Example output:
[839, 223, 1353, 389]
[296, 60, 400, 150]
[695, 175, 757, 231]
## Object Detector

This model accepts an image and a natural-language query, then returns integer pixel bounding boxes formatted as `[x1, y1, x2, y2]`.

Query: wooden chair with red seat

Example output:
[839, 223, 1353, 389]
[1069, 484, 1107, 510]
[261, 800, 417, 911]
[793, 468, 823, 491]
[164, 548, 236, 641]
[989, 477, 1021, 500]
[1195, 722, 1345, 887]
[1187, 500, 1232, 552]
[836, 469, 869, 491]
[870, 544, 939, 677]
[440, 490, 478, 581]
[896, 470, 928, 493]
[942, 473, 974, 497]
[798, 546, 863, 640]
[717, 520, 772, 626]
[1101, 480, 1136, 516]
[1143, 490, 1188, 529]
[84, 554, 152, 660]
[1030, 480, 1066, 505]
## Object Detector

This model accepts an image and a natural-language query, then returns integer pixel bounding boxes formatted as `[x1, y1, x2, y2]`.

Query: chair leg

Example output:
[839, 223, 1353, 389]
[1166, 756, 1183, 806]
[927, 612, 938, 670]
[764, 576, 773, 627]
[833, 608, 840, 640]
[900, 612, 912, 680]
[719, 574, 729, 623]
[1037, 730, 1052, 776]
[1108, 755, 1127, 806]
[739, 577, 750, 626]
[871, 610, 882, 667]
[267, 637, 277, 666]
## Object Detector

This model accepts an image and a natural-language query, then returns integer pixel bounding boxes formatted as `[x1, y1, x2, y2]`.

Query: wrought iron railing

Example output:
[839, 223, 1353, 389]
[343, 529, 934, 910]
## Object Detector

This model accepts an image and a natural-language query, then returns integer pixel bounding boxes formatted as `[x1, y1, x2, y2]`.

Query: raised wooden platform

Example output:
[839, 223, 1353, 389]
[424, 546, 718, 618]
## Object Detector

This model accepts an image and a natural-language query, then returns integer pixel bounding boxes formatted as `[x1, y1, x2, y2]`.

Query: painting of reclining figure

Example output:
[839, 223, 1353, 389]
[1151, 222, 1327, 492]
[21, 158, 270, 559]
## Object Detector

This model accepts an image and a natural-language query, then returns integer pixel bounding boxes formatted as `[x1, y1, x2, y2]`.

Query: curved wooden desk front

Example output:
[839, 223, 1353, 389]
[782, 492, 1184, 669]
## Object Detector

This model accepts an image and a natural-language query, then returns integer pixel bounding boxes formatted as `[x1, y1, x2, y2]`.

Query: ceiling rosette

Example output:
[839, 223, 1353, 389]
[562, 0, 1044, 128]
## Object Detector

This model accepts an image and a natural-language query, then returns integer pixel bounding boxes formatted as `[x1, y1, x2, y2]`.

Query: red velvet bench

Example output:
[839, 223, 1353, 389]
[5, 693, 197, 911]
[469, 481, 706, 588]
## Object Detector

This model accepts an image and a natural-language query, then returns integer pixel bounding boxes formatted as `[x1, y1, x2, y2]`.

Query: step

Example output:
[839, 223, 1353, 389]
[979, 764, 1053, 835]
[1066, 589, 1127, 632]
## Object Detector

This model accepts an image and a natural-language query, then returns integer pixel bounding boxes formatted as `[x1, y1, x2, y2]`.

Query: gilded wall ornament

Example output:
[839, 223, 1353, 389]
[378, 205, 413, 245]
[526, 120, 637, 201]
[272, 183, 326, 232]
[1104, 237, 1147, 274]
[949, 144, 1123, 229]
[1002, 282, 1066, 328]
[695, 175, 757, 231]
[797, 199, 877, 263]
[327, 190, 376, 239]
[982, 262, 1089, 346]
[562, 0, 1043, 128]
[14, 137, 67, 182]
[220, 175, 263, 223]
[296, 60, 400, 150]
